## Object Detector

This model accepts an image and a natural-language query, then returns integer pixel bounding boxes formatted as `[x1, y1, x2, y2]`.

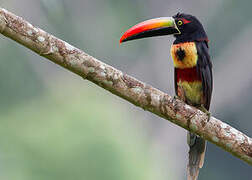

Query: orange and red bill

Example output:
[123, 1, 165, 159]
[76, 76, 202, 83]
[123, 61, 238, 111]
[120, 17, 180, 43]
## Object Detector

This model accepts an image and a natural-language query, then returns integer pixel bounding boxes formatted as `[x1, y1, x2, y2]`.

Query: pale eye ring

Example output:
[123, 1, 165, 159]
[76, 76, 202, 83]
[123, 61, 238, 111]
[177, 20, 183, 26]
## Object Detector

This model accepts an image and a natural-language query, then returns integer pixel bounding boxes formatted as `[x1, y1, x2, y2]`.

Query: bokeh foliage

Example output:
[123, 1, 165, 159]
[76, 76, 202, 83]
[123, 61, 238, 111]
[0, 84, 163, 180]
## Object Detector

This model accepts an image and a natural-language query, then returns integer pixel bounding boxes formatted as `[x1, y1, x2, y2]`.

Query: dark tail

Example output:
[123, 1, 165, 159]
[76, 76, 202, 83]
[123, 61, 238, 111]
[187, 132, 206, 180]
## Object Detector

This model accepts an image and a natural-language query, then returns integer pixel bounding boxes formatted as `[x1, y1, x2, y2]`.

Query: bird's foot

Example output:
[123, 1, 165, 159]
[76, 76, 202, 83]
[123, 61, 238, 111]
[173, 95, 180, 100]
[199, 105, 211, 122]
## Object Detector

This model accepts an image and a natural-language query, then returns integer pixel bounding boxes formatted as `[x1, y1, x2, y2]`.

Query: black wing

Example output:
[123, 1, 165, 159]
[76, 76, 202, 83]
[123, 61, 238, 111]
[174, 68, 178, 96]
[196, 41, 213, 110]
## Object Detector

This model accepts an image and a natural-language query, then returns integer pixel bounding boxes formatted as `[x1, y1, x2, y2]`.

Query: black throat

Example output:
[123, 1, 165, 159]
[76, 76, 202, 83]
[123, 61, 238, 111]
[173, 29, 208, 44]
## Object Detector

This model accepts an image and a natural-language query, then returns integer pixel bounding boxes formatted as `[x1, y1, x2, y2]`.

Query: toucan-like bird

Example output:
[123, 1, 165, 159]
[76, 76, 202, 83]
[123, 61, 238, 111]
[120, 13, 213, 180]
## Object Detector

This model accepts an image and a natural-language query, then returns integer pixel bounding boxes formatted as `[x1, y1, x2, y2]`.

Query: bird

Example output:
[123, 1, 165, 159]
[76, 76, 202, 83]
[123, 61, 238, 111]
[120, 13, 213, 180]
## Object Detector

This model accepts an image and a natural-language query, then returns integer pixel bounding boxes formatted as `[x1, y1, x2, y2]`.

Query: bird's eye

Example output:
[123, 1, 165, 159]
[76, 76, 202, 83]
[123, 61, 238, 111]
[177, 20, 183, 26]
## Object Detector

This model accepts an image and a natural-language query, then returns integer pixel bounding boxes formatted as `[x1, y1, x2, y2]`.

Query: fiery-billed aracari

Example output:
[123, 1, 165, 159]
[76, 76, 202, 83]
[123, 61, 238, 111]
[120, 13, 213, 180]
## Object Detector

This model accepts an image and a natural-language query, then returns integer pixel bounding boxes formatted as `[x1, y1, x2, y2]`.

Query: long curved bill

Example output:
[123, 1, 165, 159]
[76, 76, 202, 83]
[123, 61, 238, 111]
[120, 17, 180, 43]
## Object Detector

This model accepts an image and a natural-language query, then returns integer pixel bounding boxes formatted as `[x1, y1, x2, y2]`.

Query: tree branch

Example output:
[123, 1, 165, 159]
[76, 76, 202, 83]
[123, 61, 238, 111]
[0, 7, 251, 165]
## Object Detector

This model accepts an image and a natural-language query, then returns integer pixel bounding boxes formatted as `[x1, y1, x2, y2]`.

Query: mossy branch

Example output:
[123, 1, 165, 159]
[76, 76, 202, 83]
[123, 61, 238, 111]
[0, 7, 251, 165]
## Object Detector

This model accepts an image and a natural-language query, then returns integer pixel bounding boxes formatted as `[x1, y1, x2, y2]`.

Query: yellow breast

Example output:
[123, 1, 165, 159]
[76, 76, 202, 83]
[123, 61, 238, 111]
[177, 81, 203, 105]
[170, 42, 198, 69]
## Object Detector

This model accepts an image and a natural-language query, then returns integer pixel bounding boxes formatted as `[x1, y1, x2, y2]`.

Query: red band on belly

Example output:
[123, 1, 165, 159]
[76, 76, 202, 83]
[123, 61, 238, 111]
[176, 67, 201, 82]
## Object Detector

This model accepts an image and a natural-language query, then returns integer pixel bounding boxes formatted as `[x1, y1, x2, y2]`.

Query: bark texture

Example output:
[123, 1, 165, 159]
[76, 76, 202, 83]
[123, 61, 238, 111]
[0, 7, 251, 165]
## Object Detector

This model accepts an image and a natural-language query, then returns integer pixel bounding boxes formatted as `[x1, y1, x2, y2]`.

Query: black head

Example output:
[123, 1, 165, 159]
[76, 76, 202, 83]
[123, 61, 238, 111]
[172, 13, 208, 44]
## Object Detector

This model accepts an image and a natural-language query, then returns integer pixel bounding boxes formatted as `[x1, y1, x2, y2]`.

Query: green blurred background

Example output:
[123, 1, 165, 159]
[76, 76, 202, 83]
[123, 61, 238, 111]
[0, 0, 251, 179]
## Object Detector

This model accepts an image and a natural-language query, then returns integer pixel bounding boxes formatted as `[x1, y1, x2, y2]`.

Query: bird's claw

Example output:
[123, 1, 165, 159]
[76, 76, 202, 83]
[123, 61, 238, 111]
[199, 105, 211, 122]
[173, 95, 180, 100]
